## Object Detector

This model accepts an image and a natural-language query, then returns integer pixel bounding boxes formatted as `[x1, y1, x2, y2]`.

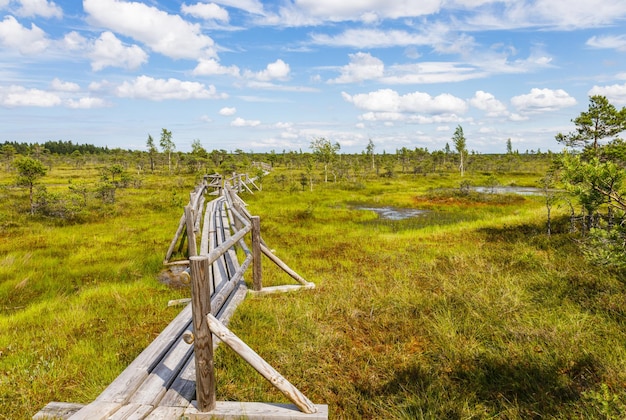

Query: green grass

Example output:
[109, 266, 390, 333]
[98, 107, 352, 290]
[1, 163, 625, 419]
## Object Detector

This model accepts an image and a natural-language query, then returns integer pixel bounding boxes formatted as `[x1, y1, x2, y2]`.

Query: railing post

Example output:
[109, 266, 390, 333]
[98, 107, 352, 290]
[184, 205, 197, 257]
[251, 216, 262, 291]
[189, 255, 216, 412]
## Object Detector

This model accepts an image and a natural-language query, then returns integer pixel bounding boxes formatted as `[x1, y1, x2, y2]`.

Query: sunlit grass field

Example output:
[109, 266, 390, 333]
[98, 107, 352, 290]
[1, 162, 625, 419]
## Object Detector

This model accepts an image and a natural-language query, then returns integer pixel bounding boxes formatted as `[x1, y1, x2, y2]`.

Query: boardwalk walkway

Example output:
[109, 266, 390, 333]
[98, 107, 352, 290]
[35, 179, 326, 420]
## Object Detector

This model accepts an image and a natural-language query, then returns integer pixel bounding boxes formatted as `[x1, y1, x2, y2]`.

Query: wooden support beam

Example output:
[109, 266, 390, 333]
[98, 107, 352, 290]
[261, 244, 312, 287]
[189, 256, 216, 412]
[206, 314, 318, 415]
[185, 401, 328, 419]
[251, 216, 262, 292]
[164, 213, 185, 263]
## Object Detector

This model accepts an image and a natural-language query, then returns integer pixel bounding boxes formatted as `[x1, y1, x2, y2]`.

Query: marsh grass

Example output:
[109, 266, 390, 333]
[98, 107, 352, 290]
[1, 165, 625, 419]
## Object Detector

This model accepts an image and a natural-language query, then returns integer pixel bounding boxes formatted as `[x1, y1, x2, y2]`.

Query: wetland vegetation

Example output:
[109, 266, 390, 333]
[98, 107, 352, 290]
[1, 97, 625, 419]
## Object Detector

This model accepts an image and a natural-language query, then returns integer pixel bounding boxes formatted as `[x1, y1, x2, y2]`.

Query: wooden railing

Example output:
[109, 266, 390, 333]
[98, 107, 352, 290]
[35, 174, 326, 419]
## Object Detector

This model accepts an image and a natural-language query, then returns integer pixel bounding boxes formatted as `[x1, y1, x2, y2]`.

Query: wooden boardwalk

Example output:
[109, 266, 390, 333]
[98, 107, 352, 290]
[35, 179, 326, 420]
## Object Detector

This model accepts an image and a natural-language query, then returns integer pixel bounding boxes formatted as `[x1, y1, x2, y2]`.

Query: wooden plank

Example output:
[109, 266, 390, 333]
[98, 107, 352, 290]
[107, 403, 153, 420]
[67, 401, 120, 420]
[199, 198, 216, 255]
[219, 200, 240, 279]
[185, 401, 328, 420]
[156, 354, 196, 408]
[144, 406, 187, 419]
[125, 327, 194, 406]
[33, 402, 85, 419]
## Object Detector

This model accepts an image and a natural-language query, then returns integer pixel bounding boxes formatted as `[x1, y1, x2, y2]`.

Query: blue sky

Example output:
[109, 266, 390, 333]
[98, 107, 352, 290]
[1, 0, 626, 154]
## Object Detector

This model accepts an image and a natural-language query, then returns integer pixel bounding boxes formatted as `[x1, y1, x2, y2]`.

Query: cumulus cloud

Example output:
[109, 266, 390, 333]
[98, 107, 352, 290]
[219, 107, 237, 116]
[329, 52, 384, 84]
[589, 82, 626, 105]
[342, 88, 468, 115]
[0, 15, 48, 54]
[84, 0, 216, 60]
[51, 78, 80, 92]
[231, 117, 261, 127]
[62, 31, 87, 51]
[15, 0, 62, 18]
[66, 97, 107, 109]
[182, 2, 229, 22]
[470, 90, 509, 117]
[0, 85, 61, 107]
[116, 75, 226, 101]
[90, 31, 148, 71]
[192, 58, 240, 77]
[245, 59, 290, 81]
[510, 88, 577, 113]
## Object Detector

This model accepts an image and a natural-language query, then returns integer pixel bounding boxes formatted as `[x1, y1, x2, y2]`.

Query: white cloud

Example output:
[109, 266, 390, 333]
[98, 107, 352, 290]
[15, 0, 62, 18]
[311, 28, 432, 48]
[231, 117, 261, 127]
[470, 91, 509, 117]
[66, 97, 107, 109]
[116, 76, 226, 101]
[285, 0, 441, 22]
[464, 0, 626, 30]
[329, 52, 384, 84]
[0, 85, 61, 107]
[586, 35, 626, 52]
[62, 31, 87, 51]
[382, 62, 486, 84]
[510, 88, 577, 113]
[342, 88, 468, 115]
[192, 58, 240, 77]
[182, 2, 229, 22]
[212, 0, 265, 15]
[84, 0, 216, 60]
[246, 59, 290, 81]
[219, 106, 237, 116]
[51, 78, 80, 92]
[589, 83, 626, 105]
[0, 15, 48, 54]
[90, 31, 148, 71]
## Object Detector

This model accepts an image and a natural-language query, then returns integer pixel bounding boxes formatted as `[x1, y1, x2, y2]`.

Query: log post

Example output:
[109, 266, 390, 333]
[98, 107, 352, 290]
[184, 205, 197, 257]
[190, 256, 216, 412]
[251, 216, 262, 291]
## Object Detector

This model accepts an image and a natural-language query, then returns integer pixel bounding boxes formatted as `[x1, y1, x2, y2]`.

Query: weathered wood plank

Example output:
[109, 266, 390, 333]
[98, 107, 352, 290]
[199, 198, 216, 255]
[67, 401, 120, 420]
[33, 402, 85, 419]
[144, 406, 187, 419]
[248, 284, 316, 296]
[126, 327, 193, 406]
[107, 403, 153, 420]
[185, 401, 328, 420]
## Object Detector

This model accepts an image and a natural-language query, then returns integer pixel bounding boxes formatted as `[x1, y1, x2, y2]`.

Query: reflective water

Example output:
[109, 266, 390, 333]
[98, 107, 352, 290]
[472, 186, 544, 196]
[356, 206, 428, 221]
